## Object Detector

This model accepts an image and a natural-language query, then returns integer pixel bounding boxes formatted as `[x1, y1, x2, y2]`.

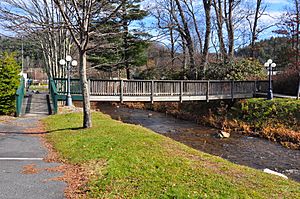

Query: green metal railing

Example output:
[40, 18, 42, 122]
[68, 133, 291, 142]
[49, 78, 58, 114]
[53, 78, 82, 95]
[15, 77, 25, 117]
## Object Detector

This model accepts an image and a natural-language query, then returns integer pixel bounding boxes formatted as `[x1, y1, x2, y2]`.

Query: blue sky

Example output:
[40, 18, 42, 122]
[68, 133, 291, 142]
[257, 0, 290, 39]
[0, 0, 293, 42]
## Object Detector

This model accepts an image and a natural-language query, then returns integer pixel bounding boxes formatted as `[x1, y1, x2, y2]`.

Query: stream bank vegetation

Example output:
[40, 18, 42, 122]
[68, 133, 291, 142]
[43, 111, 300, 198]
[227, 98, 300, 149]
[124, 98, 300, 150]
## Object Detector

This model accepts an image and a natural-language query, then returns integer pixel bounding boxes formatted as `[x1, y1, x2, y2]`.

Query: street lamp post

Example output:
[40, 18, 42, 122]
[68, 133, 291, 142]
[264, 59, 276, 100]
[59, 56, 78, 106]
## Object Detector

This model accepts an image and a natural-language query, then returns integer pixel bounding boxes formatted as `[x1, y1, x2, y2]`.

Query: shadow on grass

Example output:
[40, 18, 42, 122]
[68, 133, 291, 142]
[0, 127, 84, 135]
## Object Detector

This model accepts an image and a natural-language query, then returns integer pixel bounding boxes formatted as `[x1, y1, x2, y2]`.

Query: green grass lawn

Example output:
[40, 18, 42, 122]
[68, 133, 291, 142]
[29, 85, 48, 92]
[43, 112, 300, 198]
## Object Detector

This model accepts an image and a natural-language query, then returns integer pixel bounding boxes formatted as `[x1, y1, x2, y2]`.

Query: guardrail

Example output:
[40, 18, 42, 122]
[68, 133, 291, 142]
[15, 77, 25, 117]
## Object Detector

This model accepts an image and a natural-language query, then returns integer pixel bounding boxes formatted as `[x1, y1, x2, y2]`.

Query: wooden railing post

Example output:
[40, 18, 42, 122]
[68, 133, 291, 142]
[151, 80, 154, 104]
[120, 80, 124, 103]
[180, 81, 183, 103]
[206, 80, 210, 102]
[88, 79, 91, 95]
[254, 80, 257, 96]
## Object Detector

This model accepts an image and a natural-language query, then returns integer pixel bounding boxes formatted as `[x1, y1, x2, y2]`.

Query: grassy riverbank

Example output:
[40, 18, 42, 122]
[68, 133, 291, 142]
[43, 112, 300, 198]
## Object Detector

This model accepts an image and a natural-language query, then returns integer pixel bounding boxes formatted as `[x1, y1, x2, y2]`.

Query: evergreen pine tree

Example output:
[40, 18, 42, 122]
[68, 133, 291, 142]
[0, 52, 21, 115]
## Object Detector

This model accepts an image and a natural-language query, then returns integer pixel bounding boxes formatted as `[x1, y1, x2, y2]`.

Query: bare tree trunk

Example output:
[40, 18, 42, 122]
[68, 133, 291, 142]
[202, 0, 212, 78]
[79, 50, 92, 128]
[213, 0, 227, 60]
[181, 35, 187, 80]
[250, 0, 262, 58]
[169, 0, 176, 69]
[225, 0, 234, 60]
[122, 0, 130, 79]
[174, 0, 196, 79]
[296, 0, 300, 65]
[170, 28, 175, 69]
[183, 0, 203, 54]
[54, 0, 93, 128]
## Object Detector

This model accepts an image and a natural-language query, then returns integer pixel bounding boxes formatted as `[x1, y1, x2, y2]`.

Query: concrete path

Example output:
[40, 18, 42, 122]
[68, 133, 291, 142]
[0, 93, 66, 199]
[22, 92, 50, 116]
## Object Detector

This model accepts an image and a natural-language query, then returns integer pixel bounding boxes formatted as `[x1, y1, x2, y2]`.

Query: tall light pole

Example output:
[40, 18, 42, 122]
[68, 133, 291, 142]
[59, 55, 78, 106]
[264, 59, 276, 100]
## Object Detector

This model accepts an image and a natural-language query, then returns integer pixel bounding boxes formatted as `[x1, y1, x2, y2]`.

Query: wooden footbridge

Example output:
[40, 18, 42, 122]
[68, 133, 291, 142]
[49, 78, 269, 105]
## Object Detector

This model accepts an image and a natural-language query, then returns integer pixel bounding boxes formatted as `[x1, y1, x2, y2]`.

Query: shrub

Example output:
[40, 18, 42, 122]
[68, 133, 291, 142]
[206, 58, 266, 80]
[233, 98, 300, 130]
[273, 65, 300, 96]
[0, 52, 21, 115]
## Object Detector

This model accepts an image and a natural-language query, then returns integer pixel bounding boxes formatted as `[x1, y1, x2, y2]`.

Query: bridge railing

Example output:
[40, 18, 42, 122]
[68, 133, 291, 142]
[15, 77, 25, 117]
[49, 78, 58, 114]
[54, 78, 270, 102]
[53, 78, 82, 95]
[89, 79, 258, 99]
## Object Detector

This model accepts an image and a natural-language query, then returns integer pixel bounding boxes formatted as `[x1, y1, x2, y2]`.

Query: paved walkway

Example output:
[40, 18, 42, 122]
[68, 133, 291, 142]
[0, 93, 65, 199]
[22, 92, 50, 116]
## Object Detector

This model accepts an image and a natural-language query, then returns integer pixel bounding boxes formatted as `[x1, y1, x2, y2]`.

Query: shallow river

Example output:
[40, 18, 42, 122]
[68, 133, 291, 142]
[99, 104, 300, 182]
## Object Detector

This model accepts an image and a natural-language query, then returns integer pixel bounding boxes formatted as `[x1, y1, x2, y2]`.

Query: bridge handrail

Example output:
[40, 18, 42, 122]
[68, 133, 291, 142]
[89, 79, 257, 96]
[15, 77, 25, 117]
[53, 78, 270, 102]
[53, 78, 81, 95]
[49, 78, 58, 114]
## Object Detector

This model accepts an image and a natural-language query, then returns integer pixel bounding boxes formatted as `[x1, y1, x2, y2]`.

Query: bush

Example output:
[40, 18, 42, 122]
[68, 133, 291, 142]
[0, 52, 21, 115]
[206, 58, 266, 80]
[234, 98, 300, 130]
[273, 65, 300, 96]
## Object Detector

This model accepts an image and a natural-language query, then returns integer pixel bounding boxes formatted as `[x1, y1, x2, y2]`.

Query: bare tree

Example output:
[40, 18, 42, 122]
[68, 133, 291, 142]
[152, 0, 211, 79]
[212, 0, 243, 61]
[152, 0, 183, 76]
[244, 0, 272, 58]
[212, 0, 227, 60]
[174, 0, 196, 79]
[202, 0, 212, 76]
[53, 0, 94, 128]
[53, 0, 123, 128]
[0, 0, 70, 78]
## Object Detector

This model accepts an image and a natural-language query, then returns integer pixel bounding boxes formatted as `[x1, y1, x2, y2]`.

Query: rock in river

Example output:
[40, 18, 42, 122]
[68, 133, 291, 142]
[216, 131, 230, 138]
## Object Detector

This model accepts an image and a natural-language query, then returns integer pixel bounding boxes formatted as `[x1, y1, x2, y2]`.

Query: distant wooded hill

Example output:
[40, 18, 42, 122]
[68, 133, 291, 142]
[236, 37, 292, 70]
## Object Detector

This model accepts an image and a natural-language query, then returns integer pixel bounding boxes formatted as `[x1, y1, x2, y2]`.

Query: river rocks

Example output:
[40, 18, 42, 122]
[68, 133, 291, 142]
[263, 168, 288, 179]
[216, 131, 230, 138]
[148, 113, 153, 117]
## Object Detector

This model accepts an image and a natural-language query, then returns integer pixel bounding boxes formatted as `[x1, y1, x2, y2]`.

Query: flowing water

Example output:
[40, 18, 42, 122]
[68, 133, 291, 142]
[99, 104, 300, 182]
